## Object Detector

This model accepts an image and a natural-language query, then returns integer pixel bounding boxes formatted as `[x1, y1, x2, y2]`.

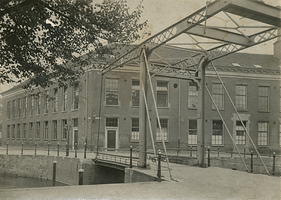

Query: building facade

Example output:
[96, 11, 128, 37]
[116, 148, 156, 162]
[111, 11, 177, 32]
[1, 50, 281, 154]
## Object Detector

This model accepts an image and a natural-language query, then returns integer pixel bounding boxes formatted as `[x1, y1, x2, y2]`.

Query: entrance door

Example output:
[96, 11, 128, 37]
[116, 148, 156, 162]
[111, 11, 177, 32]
[73, 128, 78, 150]
[107, 130, 116, 149]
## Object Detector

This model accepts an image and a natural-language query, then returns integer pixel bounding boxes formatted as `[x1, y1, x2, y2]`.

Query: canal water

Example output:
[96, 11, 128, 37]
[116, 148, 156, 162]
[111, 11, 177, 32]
[0, 173, 68, 189]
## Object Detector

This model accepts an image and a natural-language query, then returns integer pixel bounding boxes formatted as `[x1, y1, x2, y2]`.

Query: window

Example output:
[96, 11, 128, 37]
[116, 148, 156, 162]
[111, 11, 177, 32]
[131, 118, 139, 140]
[212, 83, 224, 110]
[7, 101, 10, 119]
[236, 121, 246, 145]
[17, 124, 20, 139]
[53, 88, 58, 112]
[188, 82, 198, 109]
[12, 100, 16, 118]
[157, 81, 168, 107]
[23, 97, 27, 117]
[62, 85, 68, 111]
[43, 121, 48, 140]
[212, 120, 223, 145]
[188, 120, 197, 145]
[106, 118, 118, 127]
[29, 123, 33, 139]
[62, 119, 68, 139]
[73, 118, 78, 127]
[37, 94, 41, 115]
[30, 96, 34, 116]
[258, 122, 268, 146]
[45, 90, 49, 113]
[36, 122, 40, 139]
[23, 123, 27, 139]
[52, 120, 57, 140]
[156, 119, 168, 141]
[105, 78, 118, 105]
[236, 85, 247, 110]
[73, 83, 79, 109]
[258, 86, 269, 111]
[7, 125, 10, 139]
[132, 80, 140, 106]
[12, 124, 15, 139]
[18, 98, 21, 117]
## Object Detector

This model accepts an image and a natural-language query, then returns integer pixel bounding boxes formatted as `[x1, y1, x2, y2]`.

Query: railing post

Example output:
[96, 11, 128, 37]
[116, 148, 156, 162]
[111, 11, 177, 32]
[66, 142, 69, 157]
[130, 146, 133, 168]
[75, 143, 77, 158]
[84, 143, 87, 159]
[21, 143, 23, 155]
[231, 147, 233, 158]
[190, 147, 192, 157]
[157, 149, 161, 182]
[52, 161, 57, 186]
[79, 169, 84, 185]
[35, 142, 37, 155]
[250, 150, 253, 173]
[208, 147, 210, 167]
[57, 143, 59, 156]
[6, 142, 8, 155]
[217, 147, 219, 157]
[272, 152, 276, 175]
[244, 147, 246, 158]
[48, 142, 50, 156]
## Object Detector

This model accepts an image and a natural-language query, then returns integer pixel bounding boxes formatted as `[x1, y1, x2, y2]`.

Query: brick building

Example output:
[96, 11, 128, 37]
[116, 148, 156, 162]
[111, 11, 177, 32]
[1, 44, 280, 154]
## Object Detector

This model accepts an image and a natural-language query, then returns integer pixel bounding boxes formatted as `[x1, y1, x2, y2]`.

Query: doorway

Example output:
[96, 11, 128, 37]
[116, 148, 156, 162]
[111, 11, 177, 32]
[105, 128, 118, 150]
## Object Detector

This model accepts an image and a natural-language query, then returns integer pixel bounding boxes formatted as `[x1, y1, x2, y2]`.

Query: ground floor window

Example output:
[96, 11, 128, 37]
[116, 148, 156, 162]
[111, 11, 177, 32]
[236, 121, 246, 145]
[17, 124, 20, 139]
[188, 120, 197, 145]
[36, 122, 40, 139]
[23, 123, 27, 139]
[7, 125, 10, 139]
[62, 119, 68, 139]
[156, 119, 168, 141]
[12, 124, 15, 139]
[43, 121, 48, 140]
[212, 120, 223, 145]
[29, 123, 33, 139]
[131, 118, 139, 141]
[258, 122, 268, 146]
[52, 120, 57, 140]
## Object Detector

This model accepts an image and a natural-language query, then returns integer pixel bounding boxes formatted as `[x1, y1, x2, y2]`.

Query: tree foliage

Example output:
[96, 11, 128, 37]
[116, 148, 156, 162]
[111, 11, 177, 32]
[0, 0, 149, 89]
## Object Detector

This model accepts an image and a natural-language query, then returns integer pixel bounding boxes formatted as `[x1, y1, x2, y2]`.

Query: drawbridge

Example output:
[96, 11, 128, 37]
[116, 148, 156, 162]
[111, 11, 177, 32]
[96, 0, 281, 179]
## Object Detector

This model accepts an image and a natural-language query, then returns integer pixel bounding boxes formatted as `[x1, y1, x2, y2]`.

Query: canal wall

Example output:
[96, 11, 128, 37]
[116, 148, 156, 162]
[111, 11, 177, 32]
[0, 155, 158, 185]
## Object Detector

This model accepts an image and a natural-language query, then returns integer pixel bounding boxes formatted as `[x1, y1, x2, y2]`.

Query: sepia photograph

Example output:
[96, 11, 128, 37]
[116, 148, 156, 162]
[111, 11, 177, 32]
[0, 0, 280, 199]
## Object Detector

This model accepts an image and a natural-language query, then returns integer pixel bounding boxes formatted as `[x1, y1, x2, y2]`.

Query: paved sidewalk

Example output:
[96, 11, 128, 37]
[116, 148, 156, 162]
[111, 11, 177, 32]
[0, 147, 280, 200]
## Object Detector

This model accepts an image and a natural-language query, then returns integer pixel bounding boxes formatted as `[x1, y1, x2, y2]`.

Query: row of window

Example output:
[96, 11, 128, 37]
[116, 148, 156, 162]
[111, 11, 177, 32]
[7, 83, 79, 119]
[6, 119, 70, 140]
[106, 78, 273, 112]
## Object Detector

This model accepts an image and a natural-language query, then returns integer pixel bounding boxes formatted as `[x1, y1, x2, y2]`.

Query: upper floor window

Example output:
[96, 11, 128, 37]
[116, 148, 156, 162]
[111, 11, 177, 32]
[7, 101, 10, 119]
[30, 96, 34, 116]
[236, 121, 246, 145]
[188, 82, 198, 109]
[53, 88, 58, 112]
[212, 83, 224, 110]
[23, 96, 27, 117]
[62, 85, 68, 111]
[37, 94, 41, 115]
[45, 90, 49, 113]
[156, 119, 168, 141]
[157, 81, 168, 107]
[18, 98, 21, 117]
[258, 122, 268, 146]
[105, 78, 118, 106]
[236, 85, 247, 110]
[132, 80, 140, 107]
[131, 118, 139, 141]
[188, 119, 197, 145]
[12, 100, 16, 118]
[212, 120, 223, 145]
[258, 86, 269, 111]
[7, 125, 10, 139]
[73, 83, 79, 109]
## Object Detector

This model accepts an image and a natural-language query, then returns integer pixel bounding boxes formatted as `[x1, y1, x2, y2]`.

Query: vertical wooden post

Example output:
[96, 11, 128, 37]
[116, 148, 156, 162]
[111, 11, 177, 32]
[52, 161, 57, 186]
[79, 169, 84, 185]
[21, 143, 23, 155]
[84, 143, 87, 159]
[35, 142, 37, 155]
[130, 146, 133, 168]
[57, 143, 59, 156]
[6, 142, 8, 155]
[250, 150, 253, 173]
[272, 152, 276, 175]
[208, 147, 210, 167]
[48, 142, 50, 156]
[157, 150, 161, 182]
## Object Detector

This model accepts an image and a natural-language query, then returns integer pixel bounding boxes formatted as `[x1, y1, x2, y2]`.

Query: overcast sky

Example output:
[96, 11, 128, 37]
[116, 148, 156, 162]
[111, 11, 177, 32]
[0, 0, 280, 93]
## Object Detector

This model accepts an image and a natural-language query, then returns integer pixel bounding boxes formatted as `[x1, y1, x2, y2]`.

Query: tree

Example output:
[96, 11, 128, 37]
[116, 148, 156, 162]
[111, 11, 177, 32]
[0, 0, 149, 89]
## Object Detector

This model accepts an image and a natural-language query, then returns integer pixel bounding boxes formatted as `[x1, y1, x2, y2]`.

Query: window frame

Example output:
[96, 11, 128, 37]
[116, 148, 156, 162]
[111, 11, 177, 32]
[156, 81, 169, 108]
[235, 85, 247, 111]
[105, 78, 119, 106]
[258, 86, 269, 112]
[131, 80, 140, 107]
[131, 118, 139, 141]
[156, 118, 169, 141]
[53, 88, 58, 113]
[258, 122, 269, 146]
[188, 119, 197, 146]
[212, 120, 224, 146]
[62, 85, 68, 112]
[212, 83, 224, 110]
[188, 82, 198, 109]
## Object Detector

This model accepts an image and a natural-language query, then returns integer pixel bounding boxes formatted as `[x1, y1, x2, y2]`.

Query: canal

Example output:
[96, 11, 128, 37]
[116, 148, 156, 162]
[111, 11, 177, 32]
[0, 173, 68, 189]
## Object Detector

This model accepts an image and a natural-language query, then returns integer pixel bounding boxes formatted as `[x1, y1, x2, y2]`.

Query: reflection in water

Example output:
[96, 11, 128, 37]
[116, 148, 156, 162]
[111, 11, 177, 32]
[0, 173, 68, 189]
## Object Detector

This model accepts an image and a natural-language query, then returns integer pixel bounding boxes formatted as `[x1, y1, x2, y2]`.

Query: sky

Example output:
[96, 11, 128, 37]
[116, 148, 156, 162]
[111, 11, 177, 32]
[0, 0, 280, 93]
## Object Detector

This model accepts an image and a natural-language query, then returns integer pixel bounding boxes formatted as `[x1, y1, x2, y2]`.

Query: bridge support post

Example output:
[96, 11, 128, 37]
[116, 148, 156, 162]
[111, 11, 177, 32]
[52, 161, 57, 186]
[79, 169, 84, 185]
